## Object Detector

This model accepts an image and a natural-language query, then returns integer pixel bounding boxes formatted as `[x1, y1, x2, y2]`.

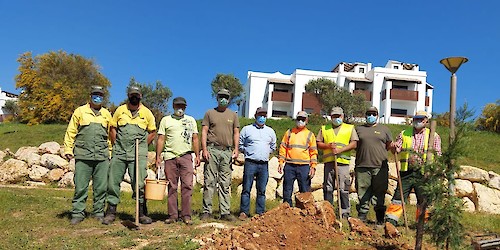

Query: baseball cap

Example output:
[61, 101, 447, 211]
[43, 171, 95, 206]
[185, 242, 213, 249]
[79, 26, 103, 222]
[90, 86, 104, 95]
[217, 88, 230, 97]
[296, 111, 308, 118]
[330, 107, 343, 115]
[366, 106, 378, 114]
[414, 110, 429, 119]
[128, 86, 141, 95]
[173, 96, 187, 105]
[255, 107, 267, 114]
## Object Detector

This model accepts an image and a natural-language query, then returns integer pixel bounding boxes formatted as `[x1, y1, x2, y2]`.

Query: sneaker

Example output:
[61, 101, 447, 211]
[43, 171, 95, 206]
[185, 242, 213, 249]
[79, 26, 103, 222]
[139, 215, 153, 224]
[200, 212, 212, 221]
[239, 212, 248, 220]
[182, 217, 193, 225]
[164, 218, 178, 224]
[220, 214, 236, 222]
[70, 217, 84, 225]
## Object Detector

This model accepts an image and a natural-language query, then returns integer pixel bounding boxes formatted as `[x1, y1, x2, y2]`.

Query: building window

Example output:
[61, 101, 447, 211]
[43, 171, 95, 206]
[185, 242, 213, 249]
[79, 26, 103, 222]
[393, 65, 399, 69]
[391, 108, 407, 116]
[272, 110, 288, 117]
[359, 67, 365, 73]
[392, 85, 408, 90]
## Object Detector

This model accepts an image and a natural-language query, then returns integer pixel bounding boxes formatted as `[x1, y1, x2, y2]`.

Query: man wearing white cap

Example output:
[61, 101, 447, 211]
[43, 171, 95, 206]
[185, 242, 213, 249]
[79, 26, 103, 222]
[385, 110, 441, 226]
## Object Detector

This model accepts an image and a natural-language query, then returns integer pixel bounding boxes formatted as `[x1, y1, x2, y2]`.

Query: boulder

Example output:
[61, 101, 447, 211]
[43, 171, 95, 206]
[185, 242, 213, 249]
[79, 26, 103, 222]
[38, 141, 61, 155]
[388, 162, 398, 180]
[462, 197, 476, 212]
[68, 158, 75, 172]
[0, 150, 6, 164]
[276, 181, 299, 199]
[473, 183, 500, 214]
[14, 146, 38, 160]
[29, 165, 50, 181]
[27, 181, 46, 187]
[236, 178, 277, 200]
[147, 151, 156, 168]
[489, 171, 500, 191]
[234, 153, 245, 166]
[58, 172, 74, 188]
[45, 168, 65, 182]
[120, 181, 133, 192]
[312, 189, 324, 202]
[231, 164, 244, 186]
[25, 153, 41, 167]
[454, 179, 474, 198]
[195, 162, 204, 185]
[0, 159, 29, 183]
[268, 157, 282, 179]
[310, 164, 324, 191]
[457, 166, 489, 183]
[40, 154, 69, 170]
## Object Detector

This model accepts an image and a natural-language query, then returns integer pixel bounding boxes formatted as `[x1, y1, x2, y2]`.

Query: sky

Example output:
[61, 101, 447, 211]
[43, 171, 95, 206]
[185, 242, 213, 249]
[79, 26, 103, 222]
[1, 1, 499, 120]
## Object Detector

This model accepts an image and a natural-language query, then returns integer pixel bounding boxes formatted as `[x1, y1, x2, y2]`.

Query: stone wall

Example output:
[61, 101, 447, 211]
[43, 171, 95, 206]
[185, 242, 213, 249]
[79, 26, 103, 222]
[1, 141, 499, 214]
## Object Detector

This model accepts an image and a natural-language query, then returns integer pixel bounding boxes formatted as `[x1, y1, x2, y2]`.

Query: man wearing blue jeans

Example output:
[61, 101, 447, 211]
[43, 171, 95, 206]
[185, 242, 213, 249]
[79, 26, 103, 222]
[238, 107, 276, 220]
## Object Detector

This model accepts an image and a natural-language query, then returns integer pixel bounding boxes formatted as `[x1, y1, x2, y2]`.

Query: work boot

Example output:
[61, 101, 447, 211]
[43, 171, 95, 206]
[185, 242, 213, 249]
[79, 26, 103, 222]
[200, 212, 212, 221]
[102, 204, 117, 225]
[220, 214, 236, 222]
[70, 217, 84, 225]
[358, 213, 367, 222]
[375, 209, 386, 224]
[139, 202, 152, 224]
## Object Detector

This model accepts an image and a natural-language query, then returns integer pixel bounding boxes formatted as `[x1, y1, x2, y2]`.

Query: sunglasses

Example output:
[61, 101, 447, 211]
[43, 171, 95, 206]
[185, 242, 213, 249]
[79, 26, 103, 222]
[297, 117, 307, 121]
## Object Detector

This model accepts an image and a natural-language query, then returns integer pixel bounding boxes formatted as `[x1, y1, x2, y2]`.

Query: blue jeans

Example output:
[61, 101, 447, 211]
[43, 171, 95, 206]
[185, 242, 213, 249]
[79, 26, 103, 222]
[240, 160, 269, 215]
[283, 163, 311, 206]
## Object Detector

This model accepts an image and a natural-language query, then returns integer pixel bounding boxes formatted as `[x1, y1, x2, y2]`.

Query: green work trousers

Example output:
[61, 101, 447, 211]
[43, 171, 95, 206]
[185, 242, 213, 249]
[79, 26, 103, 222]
[355, 162, 388, 216]
[202, 146, 233, 215]
[71, 159, 109, 218]
[107, 156, 148, 206]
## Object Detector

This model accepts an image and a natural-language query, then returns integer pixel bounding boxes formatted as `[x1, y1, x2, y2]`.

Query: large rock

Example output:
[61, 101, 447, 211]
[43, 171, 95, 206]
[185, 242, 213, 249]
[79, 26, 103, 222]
[120, 181, 133, 192]
[489, 171, 500, 191]
[231, 165, 244, 186]
[68, 158, 75, 172]
[45, 168, 65, 182]
[276, 181, 299, 199]
[38, 141, 61, 155]
[58, 172, 74, 188]
[268, 157, 282, 179]
[0, 159, 29, 183]
[195, 162, 204, 185]
[457, 166, 489, 183]
[236, 178, 277, 200]
[388, 162, 398, 180]
[312, 189, 324, 202]
[40, 154, 69, 170]
[147, 151, 156, 169]
[310, 164, 324, 191]
[14, 146, 38, 160]
[29, 165, 50, 181]
[473, 183, 500, 214]
[455, 179, 474, 198]
[462, 197, 476, 212]
[0, 150, 6, 164]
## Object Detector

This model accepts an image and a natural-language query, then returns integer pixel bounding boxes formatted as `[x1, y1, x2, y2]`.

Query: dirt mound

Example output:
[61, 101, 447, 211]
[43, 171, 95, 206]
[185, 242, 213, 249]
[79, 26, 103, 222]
[199, 193, 343, 249]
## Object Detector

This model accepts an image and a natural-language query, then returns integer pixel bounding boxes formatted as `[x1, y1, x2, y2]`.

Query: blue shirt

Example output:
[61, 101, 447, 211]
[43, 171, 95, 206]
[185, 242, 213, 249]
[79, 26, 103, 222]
[239, 123, 277, 162]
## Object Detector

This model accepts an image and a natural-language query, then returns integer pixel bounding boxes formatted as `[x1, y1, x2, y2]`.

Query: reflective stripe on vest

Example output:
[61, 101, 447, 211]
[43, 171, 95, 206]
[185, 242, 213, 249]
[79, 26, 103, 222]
[400, 128, 433, 171]
[279, 129, 317, 164]
[321, 123, 353, 164]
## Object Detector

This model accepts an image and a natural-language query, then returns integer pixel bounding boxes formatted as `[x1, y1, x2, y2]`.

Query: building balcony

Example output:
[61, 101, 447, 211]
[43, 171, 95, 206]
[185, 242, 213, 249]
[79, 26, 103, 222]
[353, 90, 372, 101]
[382, 89, 419, 101]
[302, 92, 321, 114]
[271, 91, 293, 102]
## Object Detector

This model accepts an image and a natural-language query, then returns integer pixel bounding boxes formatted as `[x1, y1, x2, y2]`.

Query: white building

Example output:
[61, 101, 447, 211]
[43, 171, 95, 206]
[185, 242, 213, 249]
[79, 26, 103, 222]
[0, 87, 19, 122]
[239, 60, 434, 124]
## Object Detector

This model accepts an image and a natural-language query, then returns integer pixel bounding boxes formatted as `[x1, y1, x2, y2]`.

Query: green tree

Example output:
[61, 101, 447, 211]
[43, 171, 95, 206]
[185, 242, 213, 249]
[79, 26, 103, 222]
[3, 100, 20, 119]
[304, 78, 368, 122]
[126, 78, 172, 124]
[15, 51, 111, 124]
[475, 100, 500, 133]
[210, 73, 244, 107]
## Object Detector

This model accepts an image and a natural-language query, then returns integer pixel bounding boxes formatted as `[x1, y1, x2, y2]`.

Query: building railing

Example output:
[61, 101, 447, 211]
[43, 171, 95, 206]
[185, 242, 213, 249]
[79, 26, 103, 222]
[353, 90, 372, 101]
[271, 91, 293, 102]
[382, 89, 419, 101]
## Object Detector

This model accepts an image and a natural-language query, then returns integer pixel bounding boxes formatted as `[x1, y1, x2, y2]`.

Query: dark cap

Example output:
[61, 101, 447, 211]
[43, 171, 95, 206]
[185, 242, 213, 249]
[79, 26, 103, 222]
[217, 88, 230, 97]
[330, 107, 343, 115]
[366, 106, 378, 114]
[91, 86, 104, 95]
[255, 107, 267, 115]
[128, 86, 141, 95]
[296, 111, 308, 118]
[173, 96, 187, 105]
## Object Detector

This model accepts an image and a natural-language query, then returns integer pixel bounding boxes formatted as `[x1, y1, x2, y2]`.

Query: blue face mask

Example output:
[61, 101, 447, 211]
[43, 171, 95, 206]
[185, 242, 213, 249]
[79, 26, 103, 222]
[256, 116, 266, 125]
[91, 95, 103, 105]
[332, 117, 343, 126]
[366, 114, 377, 125]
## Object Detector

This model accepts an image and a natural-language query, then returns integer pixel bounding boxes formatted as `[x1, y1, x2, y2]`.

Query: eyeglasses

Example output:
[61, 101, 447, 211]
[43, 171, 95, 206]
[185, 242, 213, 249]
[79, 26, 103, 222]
[366, 113, 377, 116]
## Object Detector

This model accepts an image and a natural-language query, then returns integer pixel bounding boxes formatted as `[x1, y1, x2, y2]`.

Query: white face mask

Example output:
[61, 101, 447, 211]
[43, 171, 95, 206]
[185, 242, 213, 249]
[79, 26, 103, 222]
[413, 121, 425, 130]
[174, 108, 185, 117]
[296, 120, 306, 128]
[332, 117, 343, 126]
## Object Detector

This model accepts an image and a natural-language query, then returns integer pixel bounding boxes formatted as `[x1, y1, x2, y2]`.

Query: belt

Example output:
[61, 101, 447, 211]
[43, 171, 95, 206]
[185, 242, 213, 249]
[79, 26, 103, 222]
[245, 158, 268, 165]
[208, 143, 232, 151]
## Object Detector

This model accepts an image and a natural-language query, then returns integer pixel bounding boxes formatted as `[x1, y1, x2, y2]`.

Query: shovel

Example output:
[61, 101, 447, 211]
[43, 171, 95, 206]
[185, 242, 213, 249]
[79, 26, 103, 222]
[394, 151, 409, 230]
[334, 155, 343, 229]
[122, 139, 140, 230]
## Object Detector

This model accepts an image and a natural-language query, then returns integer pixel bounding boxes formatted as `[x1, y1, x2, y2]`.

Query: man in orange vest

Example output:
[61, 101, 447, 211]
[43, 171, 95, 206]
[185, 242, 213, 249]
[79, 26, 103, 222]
[278, 111, 318, 206]
[317, 107, 358, 219]
[385, 110, 441, 226]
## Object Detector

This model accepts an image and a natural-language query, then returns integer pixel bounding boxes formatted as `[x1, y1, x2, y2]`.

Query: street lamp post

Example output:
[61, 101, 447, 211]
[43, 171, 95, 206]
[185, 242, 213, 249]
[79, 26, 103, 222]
[439, 57, 468, 144]
[440, 56, 468, 195]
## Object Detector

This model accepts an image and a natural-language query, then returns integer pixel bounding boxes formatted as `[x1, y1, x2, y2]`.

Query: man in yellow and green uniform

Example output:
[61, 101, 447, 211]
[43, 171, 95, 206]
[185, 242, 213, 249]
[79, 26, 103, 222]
[64, 85, 112, 225]
[103, 86, 157, 225]
[317, 107, 358, 218]
[385, 110, 441, 226]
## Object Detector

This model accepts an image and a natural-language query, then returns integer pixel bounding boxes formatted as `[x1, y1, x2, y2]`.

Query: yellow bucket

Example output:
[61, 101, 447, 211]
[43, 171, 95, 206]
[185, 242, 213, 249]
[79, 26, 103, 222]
[145, 179, 167, 200]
